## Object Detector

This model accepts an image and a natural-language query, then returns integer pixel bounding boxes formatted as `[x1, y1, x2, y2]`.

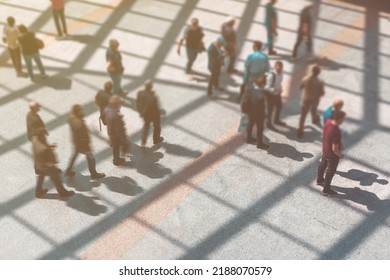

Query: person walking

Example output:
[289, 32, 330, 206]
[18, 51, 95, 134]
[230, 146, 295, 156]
[31, 128, 75, 198]
[266, 60, 285, 129]
[239, 41, 270, 101]
[65, 105, 106, 181]
[246, 75, 270, 150]
[221, 17, 237, 73]
[2, 16, 23, 77]
[26, 101, 48, 142]
[316, 110, 346, 196]
[323, 98, 344, 125]
[95, 81, 113, 126]
[264, 0, 278, 55]
[292, 5, 313, 59]
[207, 37, 225, 97]
[104, 95, 128, 166]
[106, 39, 125, 95]
[18, 25, 47, 81]
[176, 18, 205, 74]
[50, 0, 68, 39]
[297, 64, 325, 138]
[137, 80, 164, 146]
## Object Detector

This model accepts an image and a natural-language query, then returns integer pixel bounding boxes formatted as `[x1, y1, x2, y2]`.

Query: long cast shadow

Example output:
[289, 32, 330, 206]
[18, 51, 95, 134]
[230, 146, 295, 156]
[336, 169, 389, 187]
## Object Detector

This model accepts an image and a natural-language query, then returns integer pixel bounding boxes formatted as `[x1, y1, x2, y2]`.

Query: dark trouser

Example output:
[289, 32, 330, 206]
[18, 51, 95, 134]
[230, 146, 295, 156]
[142, 119, 161, 145]
[23, 52, 46, 78]
[298, 99, 320, 131]
[267, 94, 283, 124]
[317, 154, 340, 191]
[8, 47, 22, 74]
[292, 29, 313, 58]
[227, 55, 236, 72]
[52, 8, 67, 36]
[186, 48, 198, 73]
[112, 138, 127, 162]
[36, 167, 68, 195]
[247, 99, 265, 146]
[266, 27, 274, 53]
[207, 65, 221, 95]
[66, 149, 98, 176]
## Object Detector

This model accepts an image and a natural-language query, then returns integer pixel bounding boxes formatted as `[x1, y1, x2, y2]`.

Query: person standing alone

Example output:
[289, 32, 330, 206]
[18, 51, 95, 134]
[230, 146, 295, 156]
[2, 16, 23, 77]
[207, 37, 224, 97]
[264, 0, 278, 56]
[50, 0, 68, 39]
[317, 111, 346, 196]
[106, 39, 125, 95]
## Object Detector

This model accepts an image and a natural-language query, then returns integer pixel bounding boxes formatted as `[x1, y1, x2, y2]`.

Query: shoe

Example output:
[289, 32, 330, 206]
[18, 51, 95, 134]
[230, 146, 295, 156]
[274, 120, 286, 126]
[35, 188, 48, 198]
[257, 143, 270, 150]
[65, 170, 76, 177]
[297, 129, 304, 139]
[322, 189, 337, 197]
[153, 137, 164, 145]
[316, 180, 325, 186]
[269, 50, 277, 55]
[246, 137, 256, 144]
[91, 172, 106, 180]
[59, 190, 75, 198]
[113, 158, 126, 166]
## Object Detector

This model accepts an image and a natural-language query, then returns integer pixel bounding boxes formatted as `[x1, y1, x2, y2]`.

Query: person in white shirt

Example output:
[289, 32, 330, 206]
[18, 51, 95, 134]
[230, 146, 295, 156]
[266, 60, 286, 129]
[2, 16, 23, 77]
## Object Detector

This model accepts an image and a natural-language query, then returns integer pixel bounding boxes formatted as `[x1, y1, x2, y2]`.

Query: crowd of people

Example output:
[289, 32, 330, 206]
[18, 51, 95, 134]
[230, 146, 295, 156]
[2, 0, 347, 198]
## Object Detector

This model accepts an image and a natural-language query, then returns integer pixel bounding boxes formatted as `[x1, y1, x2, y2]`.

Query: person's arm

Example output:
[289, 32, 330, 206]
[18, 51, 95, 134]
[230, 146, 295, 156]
[265, 73, 274, 92]
[332, 143, 343, 158]
[2, 26, 7, 44]
[177, 27, 187, 55]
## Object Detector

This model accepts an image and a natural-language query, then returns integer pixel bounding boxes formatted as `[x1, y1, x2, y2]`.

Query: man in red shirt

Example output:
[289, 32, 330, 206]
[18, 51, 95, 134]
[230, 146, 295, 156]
[316, 110, 346, 196]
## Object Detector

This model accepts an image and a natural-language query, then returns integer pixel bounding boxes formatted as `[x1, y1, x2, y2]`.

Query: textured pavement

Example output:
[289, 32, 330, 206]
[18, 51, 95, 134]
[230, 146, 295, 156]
[0, 0, 389, 260]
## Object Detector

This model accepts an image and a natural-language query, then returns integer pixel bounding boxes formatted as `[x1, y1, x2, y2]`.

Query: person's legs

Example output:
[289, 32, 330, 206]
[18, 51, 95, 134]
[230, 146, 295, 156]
[207, 69, 214, 96]
[85, 151, 98, 175]
[8, 47, 22, 74]
[47, 167, 73, 196]
[35, 174, 46, 195]
[52, 9, 63, 36]
[65, 149, 79, 175]
[256, 99, 267, 149]
[152, 120, 162, 144]
[59, 9, 68, 35]
[213, 64, 221, 88]
[317, 154, 328, 184]
[298, 101, 310, 133]
[112, 140, 121, 163]
[292, 31, 304, 58]
[324, 156, 339, 192]
[267, 94, 275, 126]
[23, 54, 34, 78]
[274, 94, 283, 123]
[310, 99, 320, 124]
[267, 27, 275, 54]
[227, 54, 236, 72]
[246, 116, 255, 143]
[186, 48, 198, 73]
[141, 121, 150, 145]
[109, 72, 122, 94]
[32, 52, 46, 75]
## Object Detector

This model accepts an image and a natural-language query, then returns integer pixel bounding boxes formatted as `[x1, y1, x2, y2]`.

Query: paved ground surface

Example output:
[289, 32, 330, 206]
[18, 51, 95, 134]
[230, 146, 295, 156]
[0, 0, 389, 260]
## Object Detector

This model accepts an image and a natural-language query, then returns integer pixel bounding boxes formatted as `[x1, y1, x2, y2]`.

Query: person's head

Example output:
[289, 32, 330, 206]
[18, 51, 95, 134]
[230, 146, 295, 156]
[71, 104, 84, 118]
[274, 60, 283, 74]
[18, 24, 28, 34]
[109, 39, 119, 50]
[225, 16, 236, 27]
[253, 41, 262, 51]
[333, 110, 346, 125]
[215, 36, 225, 47]
[7, 17, 15, 27]
[144, 79, 153, 91]
[29, 101, 40, 113]
[270, 0, 277, 5]
[333, 98, 344, 111]
[190, 18, 199, 29]
[311, 64, 321, 77]
[104, 81, 113, 93]
[109, 95, 122, 110]
[255, 75, 267, 88]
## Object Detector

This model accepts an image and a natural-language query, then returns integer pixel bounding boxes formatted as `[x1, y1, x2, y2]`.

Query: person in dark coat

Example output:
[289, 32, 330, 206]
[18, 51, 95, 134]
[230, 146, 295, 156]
[137, 80, 163, 146]
[65, 105, 106, 180]
[207, 36, 225, 96]
[104, 95, 128, 166]
[31, 128, 74, 198]
[221, 17, 237, 73]
[26, 101, 47, 141]
[292, 5, 313, 59]
[247, 75, 270, 150]
[18, 24, 47, 81]
[95, 81, 113, 125]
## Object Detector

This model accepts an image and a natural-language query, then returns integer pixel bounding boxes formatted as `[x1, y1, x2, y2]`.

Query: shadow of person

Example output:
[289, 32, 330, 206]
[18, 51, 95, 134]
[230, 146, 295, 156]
[283, 124, 322, 143]
[34, 75, 72, 90]
[161, 142, 202, 158]
[308, 56, 348, 71]
[336, 169, 389, 186]
[61, 34, 96, 44]
[102, 176, 143, 196]
[66, 193, 107, 216]
[267, 142, 313, 162]
[334, 186, 390, 212]
[128, 144, 172, 179]
[65, 173, 101, 192]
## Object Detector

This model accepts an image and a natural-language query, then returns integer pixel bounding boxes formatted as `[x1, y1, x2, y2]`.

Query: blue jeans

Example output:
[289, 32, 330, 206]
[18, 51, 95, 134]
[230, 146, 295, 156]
[23, 52, 46, 78]
[109, 72, 123, 94]
[186, 48, 198, 73]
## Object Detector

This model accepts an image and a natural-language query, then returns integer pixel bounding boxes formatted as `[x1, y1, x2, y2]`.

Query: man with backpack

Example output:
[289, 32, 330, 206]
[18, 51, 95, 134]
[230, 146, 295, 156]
[266, 60, 285, 129]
